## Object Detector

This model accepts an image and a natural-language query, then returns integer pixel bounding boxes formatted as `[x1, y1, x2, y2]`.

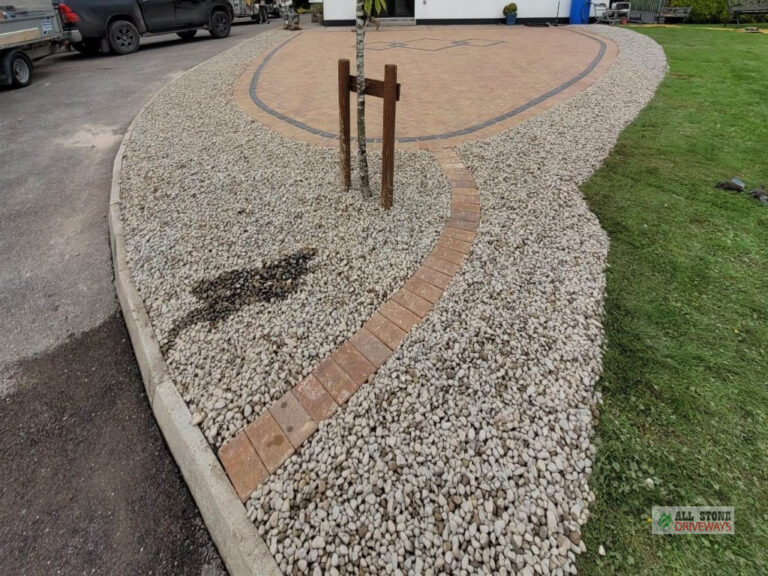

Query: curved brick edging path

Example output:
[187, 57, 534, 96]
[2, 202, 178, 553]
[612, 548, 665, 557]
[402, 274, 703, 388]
[219, 149, 481, 501]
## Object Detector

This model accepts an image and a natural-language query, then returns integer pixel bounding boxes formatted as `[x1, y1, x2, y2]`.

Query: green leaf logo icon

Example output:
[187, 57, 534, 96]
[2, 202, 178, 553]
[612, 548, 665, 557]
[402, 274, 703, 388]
[658, 512, 672, 529]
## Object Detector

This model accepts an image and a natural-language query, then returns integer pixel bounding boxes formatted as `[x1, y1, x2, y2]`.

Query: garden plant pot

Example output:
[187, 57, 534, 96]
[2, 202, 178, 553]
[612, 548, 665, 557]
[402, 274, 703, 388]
[506, 12, 517, 24]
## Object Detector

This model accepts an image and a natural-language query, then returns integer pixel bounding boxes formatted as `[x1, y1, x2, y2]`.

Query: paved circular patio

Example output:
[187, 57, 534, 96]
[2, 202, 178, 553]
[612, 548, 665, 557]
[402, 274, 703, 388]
[235, 26, 617, 149]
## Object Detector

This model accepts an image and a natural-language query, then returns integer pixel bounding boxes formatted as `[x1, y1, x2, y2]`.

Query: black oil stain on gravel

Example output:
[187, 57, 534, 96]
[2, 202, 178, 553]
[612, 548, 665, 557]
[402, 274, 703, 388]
[163, 248, 316, 353]
[0, 312, 225, 575]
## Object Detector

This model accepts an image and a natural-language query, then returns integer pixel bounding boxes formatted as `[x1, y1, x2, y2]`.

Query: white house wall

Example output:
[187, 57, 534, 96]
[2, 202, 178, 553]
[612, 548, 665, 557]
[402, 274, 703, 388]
[323, 0, 355, 20]
[322, 0, 573, 21]
[417, 0, 570, 20]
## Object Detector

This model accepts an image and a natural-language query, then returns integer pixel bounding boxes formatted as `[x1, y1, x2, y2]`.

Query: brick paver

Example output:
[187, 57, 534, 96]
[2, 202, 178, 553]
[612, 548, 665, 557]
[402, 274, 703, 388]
[332, 341, 376, 386]
[294, 373, 338, 422]
[313, 356, 359, 405]
[453, 192, 480, 202]
[451, 209, 481, 223]
[453, 186, 480, 198]
[392, 287, 433, 318]
[453, 202, 481, 214]
[431, 245, 466, 266]
[364, 312, 408, 350]
[404, 277, 444, 304]
[414, 265, 453, 290]
[245, 412, 294, 474]
[218, 432, 268, 502]
[450, 179, 477, 188]
[380, 299, 422, 332]
[424, 255, 461, 277]
[269, 391, 318, 449]
[439, 236, 474, 255]
[446, 219, 479, 232]
[349, 328, 393, 368]
[442, 228, 475, 243]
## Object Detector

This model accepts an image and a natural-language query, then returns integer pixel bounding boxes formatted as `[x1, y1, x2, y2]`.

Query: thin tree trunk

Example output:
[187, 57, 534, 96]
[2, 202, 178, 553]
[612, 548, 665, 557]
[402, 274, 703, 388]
[355, 0, 371, 197]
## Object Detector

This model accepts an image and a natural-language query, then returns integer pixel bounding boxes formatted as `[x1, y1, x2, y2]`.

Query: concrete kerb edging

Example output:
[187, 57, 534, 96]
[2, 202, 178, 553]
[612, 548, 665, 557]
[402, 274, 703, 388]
[108, 54, 281, 576]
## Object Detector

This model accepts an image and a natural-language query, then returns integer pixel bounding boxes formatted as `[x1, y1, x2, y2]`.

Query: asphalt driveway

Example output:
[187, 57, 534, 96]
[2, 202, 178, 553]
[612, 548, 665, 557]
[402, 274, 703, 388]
[0, 20, 280, 575]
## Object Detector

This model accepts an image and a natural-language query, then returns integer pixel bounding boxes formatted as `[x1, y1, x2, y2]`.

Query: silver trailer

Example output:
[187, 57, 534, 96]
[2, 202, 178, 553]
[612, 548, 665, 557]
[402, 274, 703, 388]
[229, 0, 275, 22]
[0, 0, 81, 88]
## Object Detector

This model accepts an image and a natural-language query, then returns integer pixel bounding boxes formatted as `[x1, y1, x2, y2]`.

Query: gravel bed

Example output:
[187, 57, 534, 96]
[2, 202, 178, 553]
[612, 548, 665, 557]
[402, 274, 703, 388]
[119, 30, 451, 448]
[247, 26, 666, 575]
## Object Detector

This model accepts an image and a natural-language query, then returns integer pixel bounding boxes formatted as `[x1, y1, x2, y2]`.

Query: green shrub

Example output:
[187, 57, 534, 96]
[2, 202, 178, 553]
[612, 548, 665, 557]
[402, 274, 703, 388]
[669, 0, 766, 23]
[672, 0, 728, 22]
[503, 3, 518, 15]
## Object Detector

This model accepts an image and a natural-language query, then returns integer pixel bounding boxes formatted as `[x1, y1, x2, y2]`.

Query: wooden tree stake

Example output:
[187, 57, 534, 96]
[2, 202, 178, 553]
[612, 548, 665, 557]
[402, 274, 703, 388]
[338, 58, 351, 190]
[381, 64, 397, 210]
[338, 60, 400, 206]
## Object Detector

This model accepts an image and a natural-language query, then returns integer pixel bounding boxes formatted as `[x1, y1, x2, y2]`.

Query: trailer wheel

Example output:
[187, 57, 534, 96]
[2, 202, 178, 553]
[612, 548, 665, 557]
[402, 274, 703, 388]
[10, 51, 32, 88]
[108, 19, 140, 55]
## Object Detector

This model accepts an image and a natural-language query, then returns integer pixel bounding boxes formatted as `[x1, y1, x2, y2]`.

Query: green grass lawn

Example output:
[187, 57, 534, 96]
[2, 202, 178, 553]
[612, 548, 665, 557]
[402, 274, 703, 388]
[577, 26, 768, 575]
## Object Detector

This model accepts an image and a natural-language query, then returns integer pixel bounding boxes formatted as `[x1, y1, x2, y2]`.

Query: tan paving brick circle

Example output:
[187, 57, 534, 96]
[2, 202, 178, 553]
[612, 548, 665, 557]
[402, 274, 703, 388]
[234, 26, 617, 150]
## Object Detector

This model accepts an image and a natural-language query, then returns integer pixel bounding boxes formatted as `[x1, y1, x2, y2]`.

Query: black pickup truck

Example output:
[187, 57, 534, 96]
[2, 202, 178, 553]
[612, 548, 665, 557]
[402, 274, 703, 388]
[58, 0, 234, 55]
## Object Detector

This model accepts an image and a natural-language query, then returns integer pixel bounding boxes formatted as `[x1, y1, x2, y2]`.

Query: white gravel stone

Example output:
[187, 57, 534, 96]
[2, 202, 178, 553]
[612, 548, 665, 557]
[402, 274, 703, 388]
[120, 30, 450, 447]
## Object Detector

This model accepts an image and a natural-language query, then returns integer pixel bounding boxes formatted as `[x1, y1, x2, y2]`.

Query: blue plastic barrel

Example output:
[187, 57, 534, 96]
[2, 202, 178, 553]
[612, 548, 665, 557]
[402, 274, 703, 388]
[569, 0, 591, 23]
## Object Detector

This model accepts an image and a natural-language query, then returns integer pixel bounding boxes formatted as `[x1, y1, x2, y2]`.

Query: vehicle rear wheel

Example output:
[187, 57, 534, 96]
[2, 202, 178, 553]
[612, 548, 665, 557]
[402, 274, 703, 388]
[108, 19, 140, 55]
[177, 30, 197, 40]
[72, 39, 102, 55]
[209, 9, 232, 38]
[9, 51, 32, 88]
